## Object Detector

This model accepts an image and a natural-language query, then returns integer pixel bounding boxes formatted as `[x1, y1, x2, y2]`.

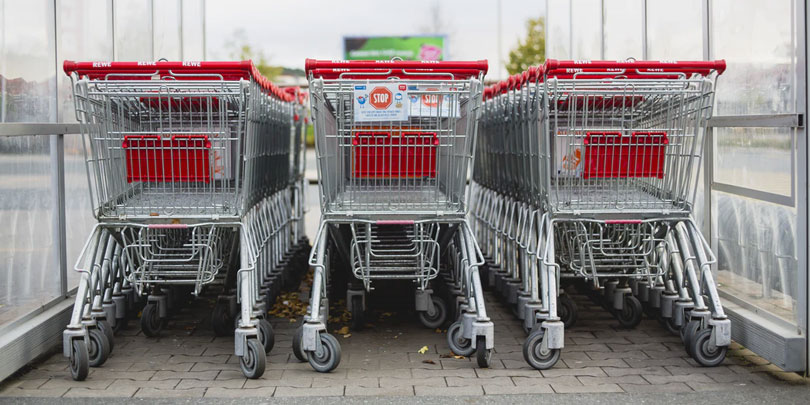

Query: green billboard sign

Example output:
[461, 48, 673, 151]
[343, 36, 447, 61]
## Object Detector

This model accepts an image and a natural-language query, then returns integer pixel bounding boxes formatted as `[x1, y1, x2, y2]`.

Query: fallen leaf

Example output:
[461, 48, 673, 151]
[417, 346, 429, 354]
[289, 318, 296, 323]
[440, 353, 453, 358]
[453, 355, 465, 360]
[434, 328, 442, 333]
[393, 335, 399, 339]
[336, 326, 350, 335]
[422, 359, 436, 364]
[343, 333, 352, 338]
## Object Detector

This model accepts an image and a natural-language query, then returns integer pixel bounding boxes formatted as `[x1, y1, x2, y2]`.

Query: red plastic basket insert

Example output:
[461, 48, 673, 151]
[582, 131, 668, 179]
[352, 131, 439, 178]
[122, 134, 212, 183]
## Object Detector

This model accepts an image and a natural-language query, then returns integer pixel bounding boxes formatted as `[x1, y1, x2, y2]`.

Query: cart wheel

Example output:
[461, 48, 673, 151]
[659, 315, 681, 335]
[418, 296, 447, 329]
[644, 302, 659, 319]
[447, 321, 474, 356]
[682, 320, 701, 356]
[350, 295, 364, 331]
[87, 328, 111, 367]
[523, 328, 560, 370]
[113, 316, 128, 334]
[97, 319, 115, 352]
[257, 319, 275, 354]
[307, 332, 341, 373]
[69, 339, 89, 381]
[239, 338, 266, 379]
[690, 328, 727, 367]
[558, 294, 578, 329]
[140, 303, 164, 337]
[587, 288, 602, 305]
[211, 302, 234, 336]
[475, 336, 492, 368]
[616, 295, 642, 328]
[292, 325, 306, 362]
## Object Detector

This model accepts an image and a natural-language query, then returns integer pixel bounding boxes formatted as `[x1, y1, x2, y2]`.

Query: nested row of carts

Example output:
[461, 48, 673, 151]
[59, 56, 732, 380]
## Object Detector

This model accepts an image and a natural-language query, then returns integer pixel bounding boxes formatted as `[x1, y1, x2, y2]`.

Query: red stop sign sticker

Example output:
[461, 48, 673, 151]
[369, 86, 393, 110]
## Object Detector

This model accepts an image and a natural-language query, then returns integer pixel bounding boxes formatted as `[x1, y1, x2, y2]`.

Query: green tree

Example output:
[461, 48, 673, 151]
[506, 17, 546, 75]
[225, 30, 283, 80]
[233, 44, 283, 80]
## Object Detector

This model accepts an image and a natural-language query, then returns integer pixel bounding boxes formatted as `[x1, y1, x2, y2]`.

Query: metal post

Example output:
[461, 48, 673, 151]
[800, 0, 809, 374]
[600, 0, 605, 60]
[641, 0, 648, 59]
[51, 134, 68, 298]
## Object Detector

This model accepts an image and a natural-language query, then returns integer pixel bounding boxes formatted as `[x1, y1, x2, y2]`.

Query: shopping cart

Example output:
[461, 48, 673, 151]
[298, 58, 494, 372]
[62, 60, 305, 380]
[472, 59, 730, 370]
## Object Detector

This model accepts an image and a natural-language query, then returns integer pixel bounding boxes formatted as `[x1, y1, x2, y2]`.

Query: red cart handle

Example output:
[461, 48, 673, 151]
[308, 67, 485, 80]
[63, 60, 295, 102]
[544, 59, 726, 75]
[305, 58, 488, 75]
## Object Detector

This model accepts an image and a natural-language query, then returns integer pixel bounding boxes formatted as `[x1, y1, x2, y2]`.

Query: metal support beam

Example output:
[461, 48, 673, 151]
[0, 123, 81, 136]
[708, 114, 804, 128]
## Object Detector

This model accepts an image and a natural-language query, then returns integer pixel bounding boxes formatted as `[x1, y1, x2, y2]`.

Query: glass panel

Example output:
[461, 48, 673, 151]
[646, 0, 702, 60]
[0, 136, 57, 326]
[0, 0, 57, 123]
[0, 0, 59, 326]
[546, 0, 571, 58]
[570, 0, 601, 59]
[56, 0, 114, 287]
[153, 0, 181, 60]
[181, 0, 205, 60]
[57, 0, 113, 122]
[711, 0, 796, 115]
[114, 0, 152, 60]
[602, 0, 642, 60]
[714, 127, 793, 196]
[713, 191, 799, 327]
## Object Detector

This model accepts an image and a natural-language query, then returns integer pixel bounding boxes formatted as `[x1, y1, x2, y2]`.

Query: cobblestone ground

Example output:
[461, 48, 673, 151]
[1, 286, 807, 398]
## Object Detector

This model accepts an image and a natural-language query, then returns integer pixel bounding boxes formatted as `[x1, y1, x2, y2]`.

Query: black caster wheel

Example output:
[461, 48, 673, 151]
[690, 328, 727, 367]
[682, 320, 701, 356]
[239, 338, 266, 379]
[113, 317, 128, 334]
[87, 328, 111, 367]
[522, 328, 561, 370]
[292, 325, 306, 362]
[447, 321, 474, 356]
[140, 303, 166, 337]
[68, 339, 89, 381]
[616, 295, 643, 328]
[97, 319, 115, 352]
[475, 336, 492, 368]
[307, 332, 341, 373]
[211, 302, 234, 336]
[644, 302, 659, 319]
[350, 295, 365, 331]
[257, 319, 275, 354]
[558, 294, 578, 329]
[418, 296, 448, 329]
[659, 315, 681, 335]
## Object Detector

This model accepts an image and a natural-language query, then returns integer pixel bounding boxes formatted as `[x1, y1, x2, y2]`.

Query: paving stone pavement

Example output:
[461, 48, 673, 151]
[0, 287, 807, 399]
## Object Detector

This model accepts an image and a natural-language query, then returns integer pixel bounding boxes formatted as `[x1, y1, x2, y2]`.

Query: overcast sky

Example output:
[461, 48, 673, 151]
[205, 0, 546, 80]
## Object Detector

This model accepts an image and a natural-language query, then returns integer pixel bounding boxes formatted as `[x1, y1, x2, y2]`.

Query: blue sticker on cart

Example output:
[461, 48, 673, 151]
[355, 85, 366, 90]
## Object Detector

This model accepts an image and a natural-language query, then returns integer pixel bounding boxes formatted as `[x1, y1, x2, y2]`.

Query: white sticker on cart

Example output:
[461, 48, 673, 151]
[407, 85, 460, 118]
[353, 83, 409, 122]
